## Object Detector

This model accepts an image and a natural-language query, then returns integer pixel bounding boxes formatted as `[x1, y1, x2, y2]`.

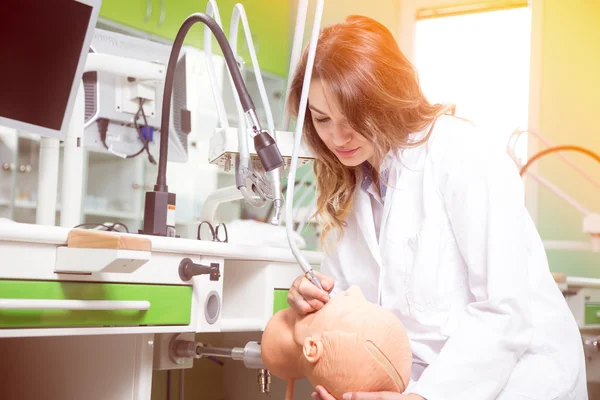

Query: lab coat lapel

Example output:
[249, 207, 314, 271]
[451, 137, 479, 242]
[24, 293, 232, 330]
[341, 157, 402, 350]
[380, 159, 398, 239]
[354, 185, 382, 267]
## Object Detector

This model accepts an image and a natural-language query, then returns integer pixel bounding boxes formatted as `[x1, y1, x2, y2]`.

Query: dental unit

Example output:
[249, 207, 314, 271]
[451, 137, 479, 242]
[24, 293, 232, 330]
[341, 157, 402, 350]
[0, 0, 329, 398]
[141, 11, 284, 237]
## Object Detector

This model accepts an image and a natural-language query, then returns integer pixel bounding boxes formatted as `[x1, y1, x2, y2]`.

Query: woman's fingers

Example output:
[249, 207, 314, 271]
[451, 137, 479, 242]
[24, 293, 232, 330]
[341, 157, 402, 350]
[286, 273, 335, 314]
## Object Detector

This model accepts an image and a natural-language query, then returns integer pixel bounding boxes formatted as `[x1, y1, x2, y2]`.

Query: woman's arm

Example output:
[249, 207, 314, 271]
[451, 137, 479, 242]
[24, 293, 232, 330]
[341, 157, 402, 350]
[408, 128, 535, 400]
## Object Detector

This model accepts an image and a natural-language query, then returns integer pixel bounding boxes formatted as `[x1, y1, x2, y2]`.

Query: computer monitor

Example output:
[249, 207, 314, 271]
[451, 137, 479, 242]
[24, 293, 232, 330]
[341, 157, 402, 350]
[0, 0, 101, 140]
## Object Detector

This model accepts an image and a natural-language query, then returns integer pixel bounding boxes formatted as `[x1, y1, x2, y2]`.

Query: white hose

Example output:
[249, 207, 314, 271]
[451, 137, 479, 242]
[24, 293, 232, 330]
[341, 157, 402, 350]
[204, 0, 229, 130]
[286, 0, 324, 274]
[229, 4, 276, 208]
[229, 4, 276, 163]
[281, 0, 309, 131]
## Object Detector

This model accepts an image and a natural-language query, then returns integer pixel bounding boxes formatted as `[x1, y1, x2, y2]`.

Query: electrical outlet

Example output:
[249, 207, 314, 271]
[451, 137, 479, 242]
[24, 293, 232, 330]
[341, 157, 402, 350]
[153, 332, 195, 370]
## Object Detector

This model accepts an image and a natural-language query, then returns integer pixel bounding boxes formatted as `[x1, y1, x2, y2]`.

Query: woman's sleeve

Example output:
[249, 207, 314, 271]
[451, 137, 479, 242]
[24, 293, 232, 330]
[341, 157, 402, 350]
[408, 129, 535, 400]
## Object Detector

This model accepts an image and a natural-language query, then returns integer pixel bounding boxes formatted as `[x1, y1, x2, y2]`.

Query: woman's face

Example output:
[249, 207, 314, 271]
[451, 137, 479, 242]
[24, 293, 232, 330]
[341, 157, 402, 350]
[308, 79, 375, 167]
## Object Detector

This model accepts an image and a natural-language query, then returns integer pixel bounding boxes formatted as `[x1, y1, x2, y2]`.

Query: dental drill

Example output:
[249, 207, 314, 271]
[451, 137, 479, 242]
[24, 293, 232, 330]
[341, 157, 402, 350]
[171, 340, 271, 395]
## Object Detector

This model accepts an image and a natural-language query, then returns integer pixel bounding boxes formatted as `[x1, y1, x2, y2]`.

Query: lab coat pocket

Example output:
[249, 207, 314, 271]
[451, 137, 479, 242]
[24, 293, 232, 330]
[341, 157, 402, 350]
[403, 215, 465, 312]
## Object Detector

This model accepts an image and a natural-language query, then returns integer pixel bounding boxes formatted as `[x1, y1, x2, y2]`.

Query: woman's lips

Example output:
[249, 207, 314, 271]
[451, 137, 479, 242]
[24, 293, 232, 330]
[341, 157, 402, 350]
[335, 147, 359, 157]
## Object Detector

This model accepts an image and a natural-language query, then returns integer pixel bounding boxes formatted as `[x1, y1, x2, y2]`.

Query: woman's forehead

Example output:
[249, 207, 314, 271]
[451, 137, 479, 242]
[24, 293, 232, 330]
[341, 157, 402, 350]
[308, 79, 344, 118]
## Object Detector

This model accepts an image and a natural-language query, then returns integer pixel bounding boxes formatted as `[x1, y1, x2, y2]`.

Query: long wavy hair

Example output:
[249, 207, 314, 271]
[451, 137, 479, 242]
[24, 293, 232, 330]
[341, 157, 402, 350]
[287, 15, 454, 249]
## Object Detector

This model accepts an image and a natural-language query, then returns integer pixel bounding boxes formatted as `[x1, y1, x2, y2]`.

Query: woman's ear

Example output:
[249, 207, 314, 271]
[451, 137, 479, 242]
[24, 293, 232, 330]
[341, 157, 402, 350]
[303, 336, 324, 364]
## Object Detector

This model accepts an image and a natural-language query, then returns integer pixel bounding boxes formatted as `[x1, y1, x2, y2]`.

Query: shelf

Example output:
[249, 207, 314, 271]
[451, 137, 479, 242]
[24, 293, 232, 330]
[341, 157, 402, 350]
[1, 199, 139, 220]
[84, 209, 139, 220]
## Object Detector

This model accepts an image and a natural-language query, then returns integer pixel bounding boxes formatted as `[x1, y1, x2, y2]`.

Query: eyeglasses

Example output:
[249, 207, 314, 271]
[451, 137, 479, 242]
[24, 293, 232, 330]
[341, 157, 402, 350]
[73, 222, 129, 233]
[197, 221, 228, 243]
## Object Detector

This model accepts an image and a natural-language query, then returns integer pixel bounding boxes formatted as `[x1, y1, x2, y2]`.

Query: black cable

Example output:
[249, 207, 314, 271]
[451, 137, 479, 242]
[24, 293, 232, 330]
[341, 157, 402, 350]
[519, 145, 600, 176]
[97, 98, 155, 162]
[134, 98, 156, 164]
[156, 12, 256, 192]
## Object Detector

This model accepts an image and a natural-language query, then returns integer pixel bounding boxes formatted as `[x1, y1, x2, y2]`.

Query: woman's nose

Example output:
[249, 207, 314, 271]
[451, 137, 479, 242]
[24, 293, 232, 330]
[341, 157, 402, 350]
[331, 125, 352, 147]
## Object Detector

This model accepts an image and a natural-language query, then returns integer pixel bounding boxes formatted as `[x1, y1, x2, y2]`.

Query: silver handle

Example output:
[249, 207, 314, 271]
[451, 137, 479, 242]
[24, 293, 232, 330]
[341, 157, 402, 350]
[18, 164, 32, 173]
[0, 299, 150, 311]
[2, 162, 15, 172]
[158, 0, 166, 27]
[145, 0, 152, 22]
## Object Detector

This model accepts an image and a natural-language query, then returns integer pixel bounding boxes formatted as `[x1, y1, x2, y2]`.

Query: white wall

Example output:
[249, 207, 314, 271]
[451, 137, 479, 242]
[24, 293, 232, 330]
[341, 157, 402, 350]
[289, 0, 402, 46]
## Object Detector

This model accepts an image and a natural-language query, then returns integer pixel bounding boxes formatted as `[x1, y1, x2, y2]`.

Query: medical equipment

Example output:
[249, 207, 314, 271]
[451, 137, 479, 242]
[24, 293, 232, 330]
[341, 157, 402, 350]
[284, 0, 326, 291]
[203, 1, 315, 227]
[169, 338, 271, 396]
[0, 0, 99, 139]
[203, 1, 280, 225]
[197, 221, 228, 243]
[141, 13, 284, 238]
[204, 0, 326, 289]
[508, 129, 600, 251]
[0, 0, 101, 227]
[82, 28, 192, 163]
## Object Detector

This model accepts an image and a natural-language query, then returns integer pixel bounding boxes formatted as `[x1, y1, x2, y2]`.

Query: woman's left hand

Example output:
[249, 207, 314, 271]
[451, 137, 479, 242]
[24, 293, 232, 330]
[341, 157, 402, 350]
[311, 386, 425, 400]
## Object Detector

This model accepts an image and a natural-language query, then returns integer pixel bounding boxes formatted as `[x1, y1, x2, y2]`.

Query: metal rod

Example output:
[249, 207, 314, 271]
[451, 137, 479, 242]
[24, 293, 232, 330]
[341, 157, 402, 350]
[195, 345, 234, 358]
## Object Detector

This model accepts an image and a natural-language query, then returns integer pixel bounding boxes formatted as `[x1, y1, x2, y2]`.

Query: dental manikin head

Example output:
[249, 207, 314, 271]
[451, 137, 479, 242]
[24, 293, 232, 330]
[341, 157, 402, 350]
[261, 286, 412, 399]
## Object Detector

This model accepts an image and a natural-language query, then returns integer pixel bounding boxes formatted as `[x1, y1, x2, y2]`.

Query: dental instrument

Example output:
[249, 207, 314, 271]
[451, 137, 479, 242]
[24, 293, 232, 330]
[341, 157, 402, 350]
[203, 1, 281, 224]
[284, 0, 326, 290]
[507, 129, 600, 251]
[142, 12, 284, 237]
[229, 3, 283, 224]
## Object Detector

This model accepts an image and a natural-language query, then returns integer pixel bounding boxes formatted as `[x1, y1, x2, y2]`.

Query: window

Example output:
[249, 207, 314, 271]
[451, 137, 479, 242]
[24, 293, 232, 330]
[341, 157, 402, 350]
[414, 7, 532, 159]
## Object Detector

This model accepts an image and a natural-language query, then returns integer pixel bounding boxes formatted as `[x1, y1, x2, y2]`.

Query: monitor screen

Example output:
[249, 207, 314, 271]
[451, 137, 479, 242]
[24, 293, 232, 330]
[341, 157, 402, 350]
[0, 0, 99, 138]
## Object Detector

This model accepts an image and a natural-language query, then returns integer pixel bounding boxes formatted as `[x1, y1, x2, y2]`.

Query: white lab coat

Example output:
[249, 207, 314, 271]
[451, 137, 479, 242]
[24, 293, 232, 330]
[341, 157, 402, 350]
[321, 115, 588, 400]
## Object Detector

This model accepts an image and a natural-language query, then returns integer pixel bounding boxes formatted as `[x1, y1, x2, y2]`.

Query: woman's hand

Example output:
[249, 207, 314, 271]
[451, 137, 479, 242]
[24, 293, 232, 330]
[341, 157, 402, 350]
[287, 272, 334, 315]
[311, 386, 425, 400]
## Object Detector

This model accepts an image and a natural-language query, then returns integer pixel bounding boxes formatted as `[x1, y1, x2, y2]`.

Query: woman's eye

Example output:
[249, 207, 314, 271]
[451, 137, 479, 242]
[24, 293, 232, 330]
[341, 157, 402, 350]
[314, 117, 330, 124]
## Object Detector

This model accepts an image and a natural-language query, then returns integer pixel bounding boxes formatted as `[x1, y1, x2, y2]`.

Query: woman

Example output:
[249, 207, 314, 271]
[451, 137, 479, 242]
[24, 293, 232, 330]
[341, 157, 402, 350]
[286, 15, 587, 400]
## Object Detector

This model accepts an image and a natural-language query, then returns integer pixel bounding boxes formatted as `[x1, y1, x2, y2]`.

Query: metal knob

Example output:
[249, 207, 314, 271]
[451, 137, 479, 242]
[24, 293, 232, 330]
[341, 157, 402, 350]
[178, 258, 220, 282]
[2, 162, 15, 172]
[583, 336, 600, 352]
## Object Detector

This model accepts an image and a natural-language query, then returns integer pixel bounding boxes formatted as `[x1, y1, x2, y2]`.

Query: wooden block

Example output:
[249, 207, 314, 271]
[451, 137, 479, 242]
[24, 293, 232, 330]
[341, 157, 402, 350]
[67, 229, 152, 252]
[552, 272, 567, 284]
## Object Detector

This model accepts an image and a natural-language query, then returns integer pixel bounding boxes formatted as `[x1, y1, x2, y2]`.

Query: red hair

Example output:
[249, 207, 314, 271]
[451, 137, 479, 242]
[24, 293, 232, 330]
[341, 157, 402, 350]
[287, 15, 453, 247]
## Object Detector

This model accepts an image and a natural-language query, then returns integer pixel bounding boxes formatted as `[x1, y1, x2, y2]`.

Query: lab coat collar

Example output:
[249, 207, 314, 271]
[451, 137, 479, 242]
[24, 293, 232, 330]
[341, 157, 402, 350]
[351, 123, 434, 272]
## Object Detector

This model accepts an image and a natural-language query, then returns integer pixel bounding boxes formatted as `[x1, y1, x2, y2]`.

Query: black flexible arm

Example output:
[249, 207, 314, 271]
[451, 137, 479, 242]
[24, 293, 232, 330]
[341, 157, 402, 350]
[156, 13, 256, 192]
[519, 145, 600, 176]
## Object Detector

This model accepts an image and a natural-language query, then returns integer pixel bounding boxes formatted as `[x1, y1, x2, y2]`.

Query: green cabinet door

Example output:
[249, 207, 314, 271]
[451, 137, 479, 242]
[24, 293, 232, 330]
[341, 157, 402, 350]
[99, 0, 158, 33]
[99, 0, 290, 77]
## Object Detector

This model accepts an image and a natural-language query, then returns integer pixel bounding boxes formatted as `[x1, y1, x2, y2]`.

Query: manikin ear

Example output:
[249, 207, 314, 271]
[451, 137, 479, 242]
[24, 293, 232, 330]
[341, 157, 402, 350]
[302, 336, 324, 364]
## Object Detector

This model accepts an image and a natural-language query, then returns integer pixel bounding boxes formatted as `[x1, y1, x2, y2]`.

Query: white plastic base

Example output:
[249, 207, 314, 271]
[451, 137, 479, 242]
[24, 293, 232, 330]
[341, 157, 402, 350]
[54, 247, 151, 274]
[153, 332, 195, 371]
[209, 127, 314, 170]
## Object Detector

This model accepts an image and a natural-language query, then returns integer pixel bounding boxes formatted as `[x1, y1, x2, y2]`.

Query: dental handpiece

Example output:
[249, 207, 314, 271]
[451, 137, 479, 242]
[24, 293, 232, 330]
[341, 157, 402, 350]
[305, 268, 324, 291]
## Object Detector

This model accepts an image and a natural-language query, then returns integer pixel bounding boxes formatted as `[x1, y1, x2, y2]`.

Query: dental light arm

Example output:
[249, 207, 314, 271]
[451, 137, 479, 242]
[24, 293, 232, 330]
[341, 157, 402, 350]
[508, 130, 600, 251]
[142, 13, 284, 237]
[285, 0, 325, 290]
